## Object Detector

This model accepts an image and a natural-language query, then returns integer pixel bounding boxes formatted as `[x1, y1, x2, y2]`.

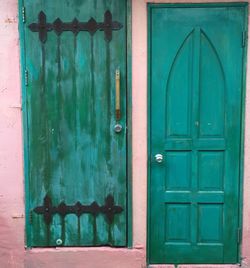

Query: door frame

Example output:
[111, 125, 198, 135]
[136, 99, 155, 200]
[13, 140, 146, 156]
[147, 2, 248, 264]
[18, 0, 133, 248]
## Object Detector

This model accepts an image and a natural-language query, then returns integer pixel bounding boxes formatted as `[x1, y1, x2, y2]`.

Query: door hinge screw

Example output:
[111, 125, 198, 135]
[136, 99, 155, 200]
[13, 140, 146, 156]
[22, 7, 26, 23]
[25, 69, 28, 86]
[242, 31, 247, 47]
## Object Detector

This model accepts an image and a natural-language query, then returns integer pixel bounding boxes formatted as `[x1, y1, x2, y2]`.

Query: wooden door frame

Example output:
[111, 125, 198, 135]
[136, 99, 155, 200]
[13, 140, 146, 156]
[18, 0, 133, 248]
[147, 2, 248, 264]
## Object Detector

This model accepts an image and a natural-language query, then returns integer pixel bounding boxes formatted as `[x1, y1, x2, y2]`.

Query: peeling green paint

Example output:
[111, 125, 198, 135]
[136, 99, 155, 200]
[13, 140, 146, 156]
[22, 0, 128, 247]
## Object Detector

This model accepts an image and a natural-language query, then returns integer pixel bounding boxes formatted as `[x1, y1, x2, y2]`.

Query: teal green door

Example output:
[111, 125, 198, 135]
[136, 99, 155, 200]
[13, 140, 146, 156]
[22, 0, 127, 247]
[148, 4, 247, 264]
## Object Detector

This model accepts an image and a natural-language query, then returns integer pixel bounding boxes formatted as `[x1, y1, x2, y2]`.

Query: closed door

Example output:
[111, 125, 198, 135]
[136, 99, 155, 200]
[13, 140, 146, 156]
[22, 0, 127, 247]
[148, 4, 247, 264]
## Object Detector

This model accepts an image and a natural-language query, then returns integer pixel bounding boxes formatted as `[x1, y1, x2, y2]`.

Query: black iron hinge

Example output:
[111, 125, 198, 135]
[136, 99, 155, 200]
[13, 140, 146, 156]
[28, 10, 123, 43]
[242, 31, 248, 47]
[34, 194, 123, 225]
[22, 7, 26, 23]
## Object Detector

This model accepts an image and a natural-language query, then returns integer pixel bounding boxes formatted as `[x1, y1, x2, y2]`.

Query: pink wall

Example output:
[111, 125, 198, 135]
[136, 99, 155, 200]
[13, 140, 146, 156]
[0, 0, 24, 267]
[0, 0, 249, 267]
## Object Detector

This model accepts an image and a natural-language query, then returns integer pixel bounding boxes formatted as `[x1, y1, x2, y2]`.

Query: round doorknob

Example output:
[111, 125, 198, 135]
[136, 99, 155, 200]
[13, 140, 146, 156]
[155, 154, 163, 163]
[114, 124, 123, 133]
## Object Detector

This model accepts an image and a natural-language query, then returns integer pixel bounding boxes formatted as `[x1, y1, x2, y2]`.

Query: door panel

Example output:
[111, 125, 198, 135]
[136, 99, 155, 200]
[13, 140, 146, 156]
[23, 0, 127, 247]
[199, 32, 225, 137]
[149, 5, 246, 264]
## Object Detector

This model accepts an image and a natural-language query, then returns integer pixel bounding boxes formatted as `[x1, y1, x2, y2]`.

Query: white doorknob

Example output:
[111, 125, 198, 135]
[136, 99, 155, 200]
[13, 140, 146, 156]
[155, 154, 163, 163]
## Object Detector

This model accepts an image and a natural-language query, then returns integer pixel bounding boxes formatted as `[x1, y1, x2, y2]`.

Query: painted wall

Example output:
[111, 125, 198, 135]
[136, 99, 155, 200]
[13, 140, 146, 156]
[0, 0, 249, 267]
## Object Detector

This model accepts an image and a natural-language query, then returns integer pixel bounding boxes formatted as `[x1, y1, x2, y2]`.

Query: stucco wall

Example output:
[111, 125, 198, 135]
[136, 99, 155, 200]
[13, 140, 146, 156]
[0, 0, 249, 267]
[0, 0, 25, 267]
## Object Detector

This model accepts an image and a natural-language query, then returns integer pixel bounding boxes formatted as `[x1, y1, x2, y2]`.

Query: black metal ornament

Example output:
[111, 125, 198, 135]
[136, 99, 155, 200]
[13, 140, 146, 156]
[28, 10, 123, 43]
[34, 194, 123, 225]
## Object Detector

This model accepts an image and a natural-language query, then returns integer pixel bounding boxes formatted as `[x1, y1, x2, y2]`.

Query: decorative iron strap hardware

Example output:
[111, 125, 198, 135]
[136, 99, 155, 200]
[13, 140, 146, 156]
[28, 10, 123, 43]
[34, 194, 123, 225]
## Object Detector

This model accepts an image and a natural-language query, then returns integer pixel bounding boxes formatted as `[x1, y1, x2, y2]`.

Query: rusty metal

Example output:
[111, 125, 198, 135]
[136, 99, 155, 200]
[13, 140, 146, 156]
[34, 194, 123, 225]
[28, 10, 123, 43]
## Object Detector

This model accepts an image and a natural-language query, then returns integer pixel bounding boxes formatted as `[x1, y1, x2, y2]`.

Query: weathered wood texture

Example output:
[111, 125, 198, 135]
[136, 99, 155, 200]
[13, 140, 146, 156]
[23, 0, 127, 247]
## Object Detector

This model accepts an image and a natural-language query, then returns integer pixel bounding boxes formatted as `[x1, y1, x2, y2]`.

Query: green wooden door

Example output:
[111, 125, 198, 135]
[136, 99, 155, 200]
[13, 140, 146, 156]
[148, 4, 247, 264]
[22, 0, 127, 247]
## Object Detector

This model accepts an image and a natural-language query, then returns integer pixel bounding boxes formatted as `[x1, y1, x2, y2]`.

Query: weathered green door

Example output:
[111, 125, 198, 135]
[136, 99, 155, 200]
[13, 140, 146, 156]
[22, 0, 127, 247]
[148, 4, 247, 264]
